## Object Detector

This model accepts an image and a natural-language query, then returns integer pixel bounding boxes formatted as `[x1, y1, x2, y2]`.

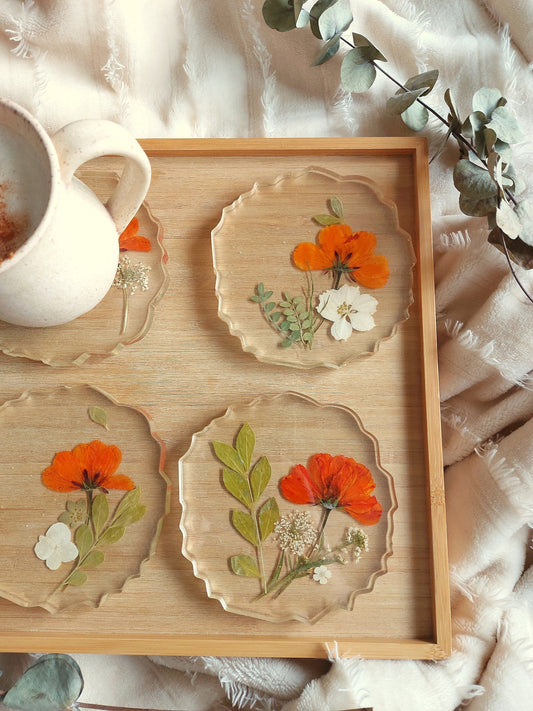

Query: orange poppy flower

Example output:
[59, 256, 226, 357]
[279, 452, 382, 525]
[119, 217, 151, 252]
[292, 223, 389, 289]
[42, 440, 135, 493]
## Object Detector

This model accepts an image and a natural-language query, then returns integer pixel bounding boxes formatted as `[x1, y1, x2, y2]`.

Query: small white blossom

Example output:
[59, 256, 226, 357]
[312, 565, 332, 585]
[113, 255, 150, 294]
[34, 522, 79, 570]
[344, 527, 369, 561]
[318, 284, 378, 341]
[274, 511, 317, 556]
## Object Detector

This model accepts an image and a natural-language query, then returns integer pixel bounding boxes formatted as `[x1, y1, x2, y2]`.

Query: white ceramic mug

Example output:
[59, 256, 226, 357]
[0, 98, 151, 327]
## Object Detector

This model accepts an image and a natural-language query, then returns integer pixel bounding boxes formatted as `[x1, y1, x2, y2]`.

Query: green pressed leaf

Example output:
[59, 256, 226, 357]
[88, 406, 109, 430]
[472, 87, 505, 117]
[313, 213, 340, 225]
[79, 550, 105, 569]
[212, 440, 245, 474]
[222, 468, 252, 507]
[312, 34, 340, 66]
[386, 87, 425, 115]
[230, 554, 261, 577]
[351, 32, 386, 62]
[258, 497, 280, 541]
[317, 0, 352, 40]
[271, 310, 282, 322]
[401, 100, 429, 131]
[3, 654, 84, 711]
[67, 571, 88, 587]
[257, 282, 265, 296]
[74, 524, 93, 560]
[404, 69, 439, 96]
[453, 159, 498, 199]
[330, 195, 344, 219]
[236, 423, 255, 471]
[486, 105, 524, 144]
[496, 200, 522, 239]
[281, 338, 294, 347]
[250, 456, 271, 501]
[113, 487, 141, 521]
[340, 50, 376, 92]
[231, 510, 258, 545]
[98, 525, 125, 546]
[262, 0, 297, 32]
[113, 504, 146, 528]
[91, 493, 109, 538]
[264, 301, 276, 312]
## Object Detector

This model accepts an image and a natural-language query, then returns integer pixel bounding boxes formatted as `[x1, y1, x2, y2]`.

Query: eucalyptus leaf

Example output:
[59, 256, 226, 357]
[258, 497, 280, 541]
[98, 525, 125, 546]
[66, 571, 88, 587]
[312, 34, 340, 66]
[293, 0, 310, 27]
[310, 0, 338, 38]
[459, 192, 497, 217]
[78, 550, 105, 569]
[212, 441, 245, 474]
[472, 87, 505, 117]
[230, 554, 261, 577]
[87, 406, 109, 430]
[496, 200, 522, 239]
[444, 88, 460, 123]
[74, 524, 93, 560]
[250, 456, 271, 501]
[516, 201, 533, 247]
[489, 227, 533, 268]
[222, 468, 252, 507]
[340, 50, 376, 92]
[486, 105, 524, 144]
[317, 0, 352, 40]
[3, 654, 84, 711]
[262, 0, 297, 32]
[453, 159, 498, 199]
[91, 493, 109, 538]
[232, 509, 258, 545]
[401, 100, 428, 131]
[351, 32, 386, 62]
[404, 69, 439, 96]
[386, 87, 425, 116]
[236, 423, 255, 471]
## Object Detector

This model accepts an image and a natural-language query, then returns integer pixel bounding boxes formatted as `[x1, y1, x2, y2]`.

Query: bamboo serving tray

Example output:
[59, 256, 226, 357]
[0, 138, 451, 659]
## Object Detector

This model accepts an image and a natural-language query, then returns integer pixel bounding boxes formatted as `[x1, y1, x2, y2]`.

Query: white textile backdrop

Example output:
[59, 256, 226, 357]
[0, 1, 532, 710]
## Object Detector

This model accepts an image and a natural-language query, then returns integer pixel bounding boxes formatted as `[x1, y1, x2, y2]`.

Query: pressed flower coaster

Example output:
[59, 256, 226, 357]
[0, 384, 170, 613]
[179, 391, 396, 624]
[211, 167, 415, 369]
[0, 170, 169, 367]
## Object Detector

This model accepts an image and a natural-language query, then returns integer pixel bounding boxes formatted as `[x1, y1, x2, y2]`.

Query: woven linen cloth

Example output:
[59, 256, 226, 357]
[0, 1, 532, 709]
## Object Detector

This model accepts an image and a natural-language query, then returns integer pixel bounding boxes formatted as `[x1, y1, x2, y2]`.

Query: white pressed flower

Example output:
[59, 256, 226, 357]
[274, 511, 317, 556]
[312, 565, 332, 584]
[345, 527, 369, 561]
[317, 284, 378, 340]
[34, 522, 79, 571]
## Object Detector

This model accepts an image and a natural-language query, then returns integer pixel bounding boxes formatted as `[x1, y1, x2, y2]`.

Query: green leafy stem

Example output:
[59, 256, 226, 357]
[262, 0, 533, 300]
[56, 487, 146, 591]
[213, 423, 279, 593]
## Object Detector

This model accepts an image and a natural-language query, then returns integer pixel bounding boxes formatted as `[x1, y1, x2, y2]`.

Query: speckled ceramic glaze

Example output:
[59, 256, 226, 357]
[0, 99, 151, 327]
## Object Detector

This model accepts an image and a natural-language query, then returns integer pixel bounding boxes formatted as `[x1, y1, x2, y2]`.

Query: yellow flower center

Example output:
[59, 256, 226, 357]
[336, 301, 352, 316]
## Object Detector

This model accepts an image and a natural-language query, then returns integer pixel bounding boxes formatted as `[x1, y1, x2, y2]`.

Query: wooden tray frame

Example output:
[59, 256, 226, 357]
[0, 138, 451, 659]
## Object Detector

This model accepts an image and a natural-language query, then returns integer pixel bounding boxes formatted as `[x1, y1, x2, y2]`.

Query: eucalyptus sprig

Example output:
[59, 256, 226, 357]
[262, 0, 533, 299]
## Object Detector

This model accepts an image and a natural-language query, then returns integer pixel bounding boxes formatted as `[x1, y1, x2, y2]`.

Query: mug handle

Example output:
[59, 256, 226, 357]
[51, 119, 151, 233]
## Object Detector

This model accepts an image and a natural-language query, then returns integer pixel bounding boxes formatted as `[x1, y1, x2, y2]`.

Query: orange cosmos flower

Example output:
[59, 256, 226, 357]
[292, 223, 389, 289]
[119, 217, 151, 252]
[279, 452, 382, 525]
[42, 440, 135, 493]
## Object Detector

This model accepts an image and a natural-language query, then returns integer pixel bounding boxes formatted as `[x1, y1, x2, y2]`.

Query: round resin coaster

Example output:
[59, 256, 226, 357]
[0, 170, 169, 366]
[0, 384, 170, 613]
[179, 391, 396, 624]
[212, 167, 415, 369]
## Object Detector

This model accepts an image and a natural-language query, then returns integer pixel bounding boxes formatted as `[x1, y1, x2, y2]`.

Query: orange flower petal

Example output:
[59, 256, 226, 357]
[292, 242, 332, 271]
[351, 254, 390, 289]
[317, 224, 354, 261]
[42, 451, 83, 492]
[279, 464, 320, 505]
[119, 217, 151, 252]
[344, 231, 377, 268]
[344, 497, 382, 525]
